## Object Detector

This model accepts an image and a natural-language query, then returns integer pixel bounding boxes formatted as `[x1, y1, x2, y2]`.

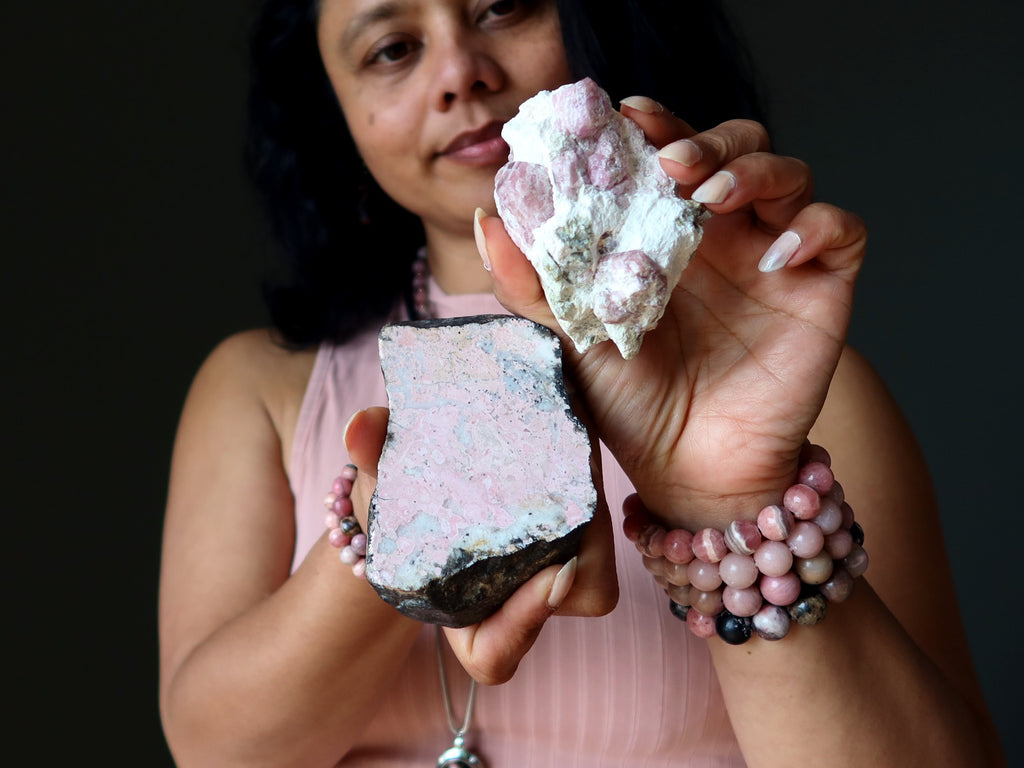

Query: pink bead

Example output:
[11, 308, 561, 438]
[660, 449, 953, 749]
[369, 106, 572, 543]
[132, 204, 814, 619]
[332, 495, 353, 517]
[828, 480, 845, 505]
[325, 512, 341, 530]
[341, 465, 358, 482]
[800, 442, 831, 467]
[662, 560, 690, 586]
[687, 559, 722, 592]
[351, 559, 367, 579]
[667, 583, 692, 605]
[332, 476, 353, 496]
[323, 492, 338, 510]
[719, 553, 759, 589]
[784, 483, 821, 520]
[844, 545, 869, 578]
[692, 589, 724, 617]
[637, 525, 666, 558]
[622, 512, 652, 543]
[724, 520, 762, 555]
[621, 493, 647, 519]
[692, 528, 728, 563]
[787, 521, 825, 558]
[663, 529, 695, 564]
[753, 540, 793, 577]
[820, 566, 855, 603]
[824, 528, 854, 559]
[840, 500, 855, 529]
[723, 585, 763, 617]
[686, 608, 717, 638]
[642, 555, 665, 578]
[350, 533, 367, 557]
[760, 572, 801, 606]
[328, 528, 350, 548]
[752, 603, 791, 641]
[813, 497, 843, 535]
[340, 546, 361, 565]
[794, 553, 834, 585]
[757, 504, 795, 541]
[798, 461, 835, 495]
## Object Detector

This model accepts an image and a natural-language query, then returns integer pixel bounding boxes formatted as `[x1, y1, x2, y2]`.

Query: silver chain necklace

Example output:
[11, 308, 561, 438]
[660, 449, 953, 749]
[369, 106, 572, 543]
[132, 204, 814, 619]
[412, 249, 486, 768]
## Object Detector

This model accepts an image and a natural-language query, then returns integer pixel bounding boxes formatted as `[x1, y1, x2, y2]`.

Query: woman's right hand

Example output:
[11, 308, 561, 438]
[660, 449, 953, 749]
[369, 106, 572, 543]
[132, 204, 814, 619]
[345, 407, 618, 685]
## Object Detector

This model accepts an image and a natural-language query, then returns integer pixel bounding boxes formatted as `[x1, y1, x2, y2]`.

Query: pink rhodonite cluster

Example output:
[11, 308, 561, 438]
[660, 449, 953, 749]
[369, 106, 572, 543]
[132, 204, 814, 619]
[495, 78, 708, 359]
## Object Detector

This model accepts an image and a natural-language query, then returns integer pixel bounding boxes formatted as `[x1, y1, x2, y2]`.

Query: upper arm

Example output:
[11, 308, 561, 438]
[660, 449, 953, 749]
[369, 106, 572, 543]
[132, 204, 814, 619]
[158, 331, 305, 703]
[810, 345, 989, 713]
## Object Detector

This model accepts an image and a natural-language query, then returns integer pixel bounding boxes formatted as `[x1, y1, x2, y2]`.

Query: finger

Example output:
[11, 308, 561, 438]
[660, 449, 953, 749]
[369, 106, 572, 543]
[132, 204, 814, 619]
[657, 119, 772, 191]
[758, 203, 867, 277]
[475, 209, 562, 334]
[688, 152, 815, 230]
[343, 407, 389, 478]
[618, 95, 698, 147]
[444, 559, 577, 685]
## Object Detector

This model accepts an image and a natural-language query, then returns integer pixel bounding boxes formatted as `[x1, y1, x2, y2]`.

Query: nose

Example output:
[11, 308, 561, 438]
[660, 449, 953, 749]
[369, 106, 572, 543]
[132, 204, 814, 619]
[429, 31, 505, 111]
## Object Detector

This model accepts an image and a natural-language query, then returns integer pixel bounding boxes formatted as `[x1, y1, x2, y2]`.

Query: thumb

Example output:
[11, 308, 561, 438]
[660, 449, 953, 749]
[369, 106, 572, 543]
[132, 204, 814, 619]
[443, 558, 577, 685]
[343, 406, 390, 478]
[474, 208, 559, 335]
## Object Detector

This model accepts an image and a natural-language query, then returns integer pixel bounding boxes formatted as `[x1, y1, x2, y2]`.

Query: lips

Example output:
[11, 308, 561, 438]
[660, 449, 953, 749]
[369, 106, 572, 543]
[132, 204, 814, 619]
[438, 120, 510, 165]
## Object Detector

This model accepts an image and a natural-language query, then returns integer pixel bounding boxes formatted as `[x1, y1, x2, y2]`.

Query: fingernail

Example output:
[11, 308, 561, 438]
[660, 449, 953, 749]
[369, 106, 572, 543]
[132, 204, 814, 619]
[342, 409, 363, 445]
[759, 230, 802, 272]
[546, 557, 578, 611]
[691, 171, 736, 205]
[473, 207, 491, 271]
[619, 95, 664, 114]
[657, 139, 702, 168]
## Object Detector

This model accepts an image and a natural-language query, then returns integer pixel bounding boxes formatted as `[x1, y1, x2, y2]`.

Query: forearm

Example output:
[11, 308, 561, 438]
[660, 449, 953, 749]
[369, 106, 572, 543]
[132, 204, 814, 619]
[708, 582, 1002, 767]
[161, 536, 421, 768]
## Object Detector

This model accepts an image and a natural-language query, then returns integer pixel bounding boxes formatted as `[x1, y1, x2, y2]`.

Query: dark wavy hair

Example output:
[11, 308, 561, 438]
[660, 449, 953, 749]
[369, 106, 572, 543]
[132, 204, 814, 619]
[246, 0, 764, 347]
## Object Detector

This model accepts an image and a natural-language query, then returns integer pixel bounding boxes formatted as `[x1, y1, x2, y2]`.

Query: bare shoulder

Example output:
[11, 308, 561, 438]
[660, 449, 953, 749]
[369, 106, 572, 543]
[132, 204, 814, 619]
[189, 329, 318, 461]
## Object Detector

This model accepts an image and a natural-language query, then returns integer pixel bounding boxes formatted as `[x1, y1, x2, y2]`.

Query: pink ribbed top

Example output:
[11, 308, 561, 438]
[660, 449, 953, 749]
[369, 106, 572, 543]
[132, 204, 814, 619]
[289, 279, 744, 766]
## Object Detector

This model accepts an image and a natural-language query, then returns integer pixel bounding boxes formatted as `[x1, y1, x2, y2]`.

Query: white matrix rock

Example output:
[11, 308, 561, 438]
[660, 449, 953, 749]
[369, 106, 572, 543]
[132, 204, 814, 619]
[494, 78, 708, 359]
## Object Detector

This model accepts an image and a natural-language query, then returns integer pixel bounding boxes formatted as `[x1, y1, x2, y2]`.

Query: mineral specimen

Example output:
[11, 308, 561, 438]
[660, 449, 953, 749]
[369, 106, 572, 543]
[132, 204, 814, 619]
[494, 77, 709, 359]
[366, 315, 596, 627]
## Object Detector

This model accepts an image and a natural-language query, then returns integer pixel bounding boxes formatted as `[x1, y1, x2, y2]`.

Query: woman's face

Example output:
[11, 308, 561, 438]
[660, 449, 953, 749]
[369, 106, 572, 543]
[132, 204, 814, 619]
[317, 0, 572, 238]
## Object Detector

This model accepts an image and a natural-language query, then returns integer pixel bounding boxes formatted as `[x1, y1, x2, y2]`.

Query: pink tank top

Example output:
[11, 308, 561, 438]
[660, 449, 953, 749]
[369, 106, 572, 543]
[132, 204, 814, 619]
[289, 279, 744, 766]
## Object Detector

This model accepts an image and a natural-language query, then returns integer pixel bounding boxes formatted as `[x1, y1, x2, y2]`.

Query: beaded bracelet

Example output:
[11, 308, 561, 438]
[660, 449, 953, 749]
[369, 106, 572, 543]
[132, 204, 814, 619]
[623, 443, 868, 645]
[323, 464, 368, 579]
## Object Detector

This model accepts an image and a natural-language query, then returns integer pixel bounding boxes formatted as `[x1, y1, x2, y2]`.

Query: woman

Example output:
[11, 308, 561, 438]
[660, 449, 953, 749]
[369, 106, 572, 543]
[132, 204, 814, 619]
[158, 0, 1003, 765]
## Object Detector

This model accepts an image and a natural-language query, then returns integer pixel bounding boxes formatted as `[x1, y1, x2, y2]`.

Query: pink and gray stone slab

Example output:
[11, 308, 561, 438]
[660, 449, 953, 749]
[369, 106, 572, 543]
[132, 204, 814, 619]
[366, 315, 596, 627]
[495, 77, 709, 359]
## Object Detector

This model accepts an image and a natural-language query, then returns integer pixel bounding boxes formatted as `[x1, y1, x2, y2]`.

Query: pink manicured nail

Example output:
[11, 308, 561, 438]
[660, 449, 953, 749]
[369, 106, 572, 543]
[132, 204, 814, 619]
[759, 231, 802, 272]
[547, 557, 578, 610]
[691, 171, 735, 204]
[657, 139, 702, 167]
[473, 207, 491, 271]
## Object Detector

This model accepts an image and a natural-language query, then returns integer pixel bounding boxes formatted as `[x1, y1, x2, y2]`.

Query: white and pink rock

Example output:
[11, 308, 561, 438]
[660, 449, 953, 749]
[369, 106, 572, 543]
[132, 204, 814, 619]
[495, 77, 708, 359]
[366, 315, 596, 627]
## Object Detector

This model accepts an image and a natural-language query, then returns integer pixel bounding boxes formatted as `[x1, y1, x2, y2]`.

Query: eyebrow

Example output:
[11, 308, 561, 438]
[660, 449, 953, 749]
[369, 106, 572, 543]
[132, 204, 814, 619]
[340, 1, 406, 53]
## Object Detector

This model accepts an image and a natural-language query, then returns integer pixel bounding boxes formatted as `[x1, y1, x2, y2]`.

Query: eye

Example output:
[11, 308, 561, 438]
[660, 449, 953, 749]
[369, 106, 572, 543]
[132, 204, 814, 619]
[366, 36, 420, 67]
[483, 0, 518, 18]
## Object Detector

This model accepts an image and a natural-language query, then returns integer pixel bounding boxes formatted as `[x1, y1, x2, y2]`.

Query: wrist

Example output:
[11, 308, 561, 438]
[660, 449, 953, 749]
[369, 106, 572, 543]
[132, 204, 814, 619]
[623, 443, 867, 645]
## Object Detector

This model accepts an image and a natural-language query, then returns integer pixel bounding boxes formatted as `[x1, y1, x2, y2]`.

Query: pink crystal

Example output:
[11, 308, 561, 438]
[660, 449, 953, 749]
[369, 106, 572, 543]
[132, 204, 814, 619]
[760, 572, 801, 606]
[723, 585, 763, 617]
[495, 78, 707, 359]
[692, 527, 728, 563]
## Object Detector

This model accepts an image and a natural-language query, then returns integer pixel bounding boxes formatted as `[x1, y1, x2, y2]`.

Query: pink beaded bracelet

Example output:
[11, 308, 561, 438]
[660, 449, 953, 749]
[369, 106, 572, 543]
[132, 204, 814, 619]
[323, 464, 368, 579]
[623, 443, 868, 644]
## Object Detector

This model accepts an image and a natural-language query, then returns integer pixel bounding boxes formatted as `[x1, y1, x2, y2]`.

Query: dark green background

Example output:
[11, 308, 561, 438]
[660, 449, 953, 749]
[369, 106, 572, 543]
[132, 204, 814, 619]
[4, 1, 1021, 763]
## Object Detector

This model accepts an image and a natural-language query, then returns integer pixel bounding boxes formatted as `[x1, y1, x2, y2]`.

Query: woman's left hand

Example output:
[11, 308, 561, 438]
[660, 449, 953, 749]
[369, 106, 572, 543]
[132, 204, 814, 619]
[479, 103, 867, 528]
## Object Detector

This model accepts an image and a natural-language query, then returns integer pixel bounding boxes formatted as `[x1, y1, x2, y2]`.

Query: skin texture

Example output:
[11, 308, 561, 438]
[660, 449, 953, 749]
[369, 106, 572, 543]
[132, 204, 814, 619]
[158, 1, 1005, 765]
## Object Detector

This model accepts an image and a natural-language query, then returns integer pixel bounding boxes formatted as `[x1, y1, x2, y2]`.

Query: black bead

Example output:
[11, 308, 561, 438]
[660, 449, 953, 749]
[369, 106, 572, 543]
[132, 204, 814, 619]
[715, 611, 753, 645]
[788, 593, 828, 626]
[668, 599, 689, 621]
[850, 521, 865, 546]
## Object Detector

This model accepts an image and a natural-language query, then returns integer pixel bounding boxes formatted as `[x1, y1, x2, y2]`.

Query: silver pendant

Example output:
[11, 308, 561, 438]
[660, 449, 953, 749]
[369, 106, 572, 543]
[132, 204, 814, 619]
[437, 735, 484, 768]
